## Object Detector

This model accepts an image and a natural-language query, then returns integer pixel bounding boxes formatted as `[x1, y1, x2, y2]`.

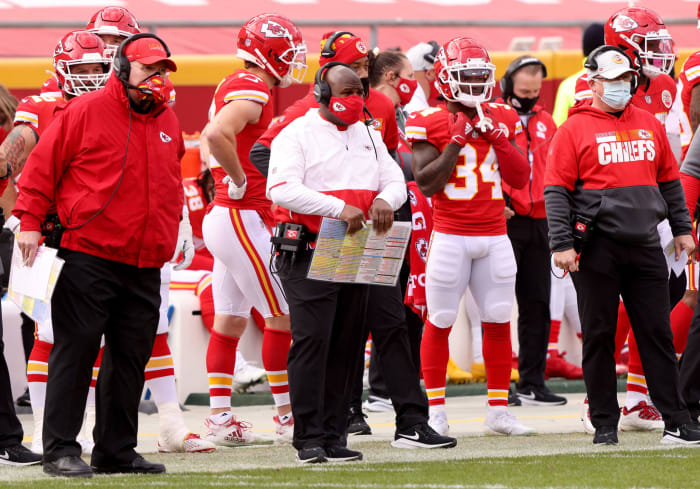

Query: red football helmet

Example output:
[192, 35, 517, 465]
[605, 7, 675, 78]
[40, 75, 62, 98]
[236, 13, 307, 88]
[86, 6, 140, 55]
[53, 30, 111, 97]
[434, 37, 495, 107]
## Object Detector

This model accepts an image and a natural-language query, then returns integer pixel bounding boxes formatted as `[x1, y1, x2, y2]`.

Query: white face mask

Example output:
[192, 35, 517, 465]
[598, 80, 632, 110]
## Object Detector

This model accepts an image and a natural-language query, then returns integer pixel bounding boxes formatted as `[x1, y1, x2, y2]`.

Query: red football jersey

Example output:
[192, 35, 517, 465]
[405, 103, 525, 236]
[256, 85, 399, 151]
[679, 51, 700, 159]
[208, 69, 273, 211]
[14, 93, 66, 138]
[574, 73, 676, 125]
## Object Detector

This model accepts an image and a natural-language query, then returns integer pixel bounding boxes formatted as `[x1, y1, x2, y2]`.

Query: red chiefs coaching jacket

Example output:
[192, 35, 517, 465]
[13, 75, 184, 268]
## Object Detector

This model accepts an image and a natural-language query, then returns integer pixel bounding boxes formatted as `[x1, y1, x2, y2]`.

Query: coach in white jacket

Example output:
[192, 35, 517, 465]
[267, 64, 406, 464]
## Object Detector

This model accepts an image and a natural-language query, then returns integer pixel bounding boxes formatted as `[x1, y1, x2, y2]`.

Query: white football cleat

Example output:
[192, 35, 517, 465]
[485, 408, 535, 436]
[619, 400, 664, 432]
[158, 432, 216, 453]
[273, 414, 294, 445]
[204, 412, 272, 446]
[428, 410, 449, 436]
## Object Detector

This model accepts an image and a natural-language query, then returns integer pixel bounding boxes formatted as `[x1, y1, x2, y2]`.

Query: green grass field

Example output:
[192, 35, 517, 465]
[3, 432, 699, 489]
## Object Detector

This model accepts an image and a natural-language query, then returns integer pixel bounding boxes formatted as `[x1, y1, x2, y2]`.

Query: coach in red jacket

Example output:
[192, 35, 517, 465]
[14, 34, 183, 477]
[545, 46, 699, 446]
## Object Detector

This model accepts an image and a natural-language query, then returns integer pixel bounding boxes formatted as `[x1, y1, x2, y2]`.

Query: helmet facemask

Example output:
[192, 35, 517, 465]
[620, 30, 675, 78]
[57, 56, 111, 97]
[438, 53, 495, 107]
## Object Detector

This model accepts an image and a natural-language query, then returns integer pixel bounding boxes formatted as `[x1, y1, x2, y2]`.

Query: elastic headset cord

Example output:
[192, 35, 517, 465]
[268, 243, 288, 303]
[63, 105, 131, 231]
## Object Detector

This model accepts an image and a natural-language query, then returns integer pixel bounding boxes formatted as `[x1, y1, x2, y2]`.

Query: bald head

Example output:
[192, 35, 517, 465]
[325, 65, 364, 100]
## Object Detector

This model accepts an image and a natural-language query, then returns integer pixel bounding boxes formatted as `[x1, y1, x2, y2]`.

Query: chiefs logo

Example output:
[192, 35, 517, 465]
[260, 21, 289, 39]
[611, 15, 638, 33]
[638, 129, 652, 139]
[575, 222, 587, 232]
[415, 238, 429, 262]
[408, 189, 417, 206]
[332, 101, 346, 112]
[611, 54, 624, 65]
[412, 211, 426, 231]
[368, 119, 381, 129]
[536, 121, 547, 133]
[399, 82, 411, 93]
[662, 90, 673, 109]
[355, 40, 368, 54]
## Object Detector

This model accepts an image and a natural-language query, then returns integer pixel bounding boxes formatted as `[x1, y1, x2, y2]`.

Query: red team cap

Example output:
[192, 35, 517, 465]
[318, 31, 368, 67]
[124, 37, 177, 72]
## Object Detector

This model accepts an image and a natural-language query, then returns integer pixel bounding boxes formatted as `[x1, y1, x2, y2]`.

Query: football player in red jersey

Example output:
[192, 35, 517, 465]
[572, 7, 681, 433]
[202, 13, 306, 446]
[407, 37, 531, 436]
[249, 30, 399, 174]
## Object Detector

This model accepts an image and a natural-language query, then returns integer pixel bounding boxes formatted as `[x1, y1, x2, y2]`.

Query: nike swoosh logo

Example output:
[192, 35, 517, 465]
[400, 432, 420, 441]
[666, 429, 681, 437]
[0, 451, 8, 460]
[518, 392, 536, 400]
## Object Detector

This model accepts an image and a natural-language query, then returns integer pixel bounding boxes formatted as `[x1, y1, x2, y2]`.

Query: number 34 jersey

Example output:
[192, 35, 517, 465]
[405, 103, 525, 236]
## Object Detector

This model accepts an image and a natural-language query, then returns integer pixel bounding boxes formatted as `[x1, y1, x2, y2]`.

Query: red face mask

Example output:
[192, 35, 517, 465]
[136, 74, 167, 104]
[328, 94, 364, 125]
[396, 77, 418, 106]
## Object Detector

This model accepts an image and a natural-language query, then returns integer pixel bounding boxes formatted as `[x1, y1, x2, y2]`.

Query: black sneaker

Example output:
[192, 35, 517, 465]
[0, 444, 42, 466]
[508, 388, 521, 407]
[44, 455, 93, 477]
[661, 423, 700, 445]
[15, 388, 30, 407]
[347, 407, 372, 435]
[391, 422, 457, 449]
[593, 425, 618, 445]
[325, 445, 362, 462]
[296, 446, 327, 464]
[516, 386, 567, 406]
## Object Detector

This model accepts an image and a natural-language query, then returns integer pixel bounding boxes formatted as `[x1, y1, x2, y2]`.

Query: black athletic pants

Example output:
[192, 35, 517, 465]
[571, 234, 691, 429]
[279, 252, 370, 450]
[507, 216, 551, 390]
[680, 305, 700, 420]
[348, 269, 428, 430]
[43, 250, 160, 464]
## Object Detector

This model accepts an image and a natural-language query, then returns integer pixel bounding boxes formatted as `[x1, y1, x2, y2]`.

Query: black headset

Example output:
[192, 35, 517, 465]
[584, 45, 639, 94]
[499, 55, 548, 99]
[423, 40, 440, 65]
[314, 61, 353, 105]
[320, 31, 355, 59]
[113, 32, 172, 84]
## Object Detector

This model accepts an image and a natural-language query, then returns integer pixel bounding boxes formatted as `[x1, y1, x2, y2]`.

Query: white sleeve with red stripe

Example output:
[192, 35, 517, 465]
[267, 116, 346, 218]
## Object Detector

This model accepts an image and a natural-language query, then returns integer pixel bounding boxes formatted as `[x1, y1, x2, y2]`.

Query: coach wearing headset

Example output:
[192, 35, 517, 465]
[545, 46, 700, 446]
[267, 64, 409, 463]
[497, 56, 570, 405]
[14, 34, 183, 477]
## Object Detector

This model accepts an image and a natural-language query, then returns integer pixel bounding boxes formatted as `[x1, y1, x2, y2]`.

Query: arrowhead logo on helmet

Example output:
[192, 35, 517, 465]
[261, 21, 290, 39]
[612, 15, 638, 33]
[332, 101, 346, 112]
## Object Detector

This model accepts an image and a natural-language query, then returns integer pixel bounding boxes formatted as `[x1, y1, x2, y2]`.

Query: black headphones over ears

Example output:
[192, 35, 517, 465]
[113, 32, 172, 84]
[584, 45, 639, 94]
[423, 40, 440, 66]
[500, 55, 548, 100]
[313, 61, 352, 105]
[320, 31, 355, 59]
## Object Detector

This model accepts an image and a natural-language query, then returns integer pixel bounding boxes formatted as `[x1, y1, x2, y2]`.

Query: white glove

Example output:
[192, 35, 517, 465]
[4, 215, 20, 234]
[222, 174, 247, 200]
[172, 205, 195, 271]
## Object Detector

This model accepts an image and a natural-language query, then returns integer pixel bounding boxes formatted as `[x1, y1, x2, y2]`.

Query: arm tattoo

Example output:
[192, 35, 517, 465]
[0, 126, 36, 177]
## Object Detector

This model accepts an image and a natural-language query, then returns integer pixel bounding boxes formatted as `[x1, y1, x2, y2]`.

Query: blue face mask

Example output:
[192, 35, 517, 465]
[599, 80, 632, 110]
